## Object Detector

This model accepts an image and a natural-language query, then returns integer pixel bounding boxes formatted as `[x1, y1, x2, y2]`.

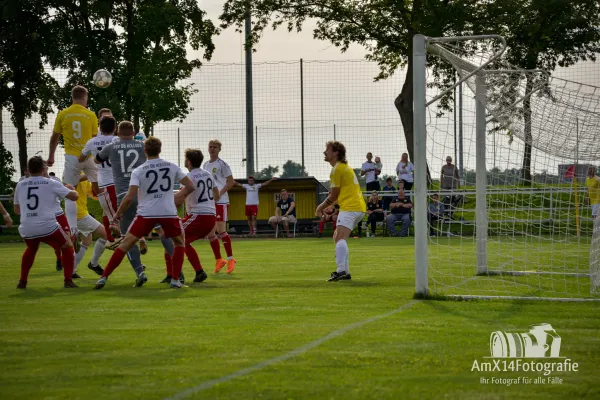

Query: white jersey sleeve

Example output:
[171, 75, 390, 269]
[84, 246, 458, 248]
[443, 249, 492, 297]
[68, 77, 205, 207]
[83, 135, 117, 187]
[132, 158, 183, 217]
[186, 168, 216, 215]
[203, 159, 232, 204]
[16, 177, 70, 238]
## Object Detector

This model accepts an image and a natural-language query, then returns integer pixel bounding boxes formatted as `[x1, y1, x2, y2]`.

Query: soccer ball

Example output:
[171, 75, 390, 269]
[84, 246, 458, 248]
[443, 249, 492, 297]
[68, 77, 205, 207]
[93, 69, 112, 88]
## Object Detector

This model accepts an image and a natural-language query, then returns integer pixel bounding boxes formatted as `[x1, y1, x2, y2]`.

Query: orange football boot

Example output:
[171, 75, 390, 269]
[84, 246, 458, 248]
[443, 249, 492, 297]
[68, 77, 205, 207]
[214, 258, 227, 273]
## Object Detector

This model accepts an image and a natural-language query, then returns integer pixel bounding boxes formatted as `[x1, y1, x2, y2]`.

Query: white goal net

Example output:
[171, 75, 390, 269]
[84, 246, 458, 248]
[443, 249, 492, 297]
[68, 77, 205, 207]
[413, 34, 600, 301]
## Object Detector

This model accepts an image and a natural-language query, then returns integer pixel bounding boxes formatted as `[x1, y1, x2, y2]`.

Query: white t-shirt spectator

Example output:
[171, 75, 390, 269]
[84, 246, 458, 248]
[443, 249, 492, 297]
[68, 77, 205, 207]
[203, 158, 233, 205]
[130, 158, 186, 218]
[396, 161, 414, 183]
[361, 161, 378, 184]
[242, 184, 262, 205]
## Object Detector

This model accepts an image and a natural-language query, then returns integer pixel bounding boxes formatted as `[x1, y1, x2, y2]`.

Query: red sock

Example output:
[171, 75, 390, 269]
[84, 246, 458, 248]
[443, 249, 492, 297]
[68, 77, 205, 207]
[185, 244, 203, 272]
[333, 222, 337, 231]
[319, 220, 325, 233]
[164, 252, 172, 275]
[209, 236, 222, 260]
[54, 248, 61, 262]
[61, 247, 75, 281]
[220, 233, 233, 257]
[171, 246, 185, 280]
[102, 248, 126, 278]
[102, 215, 115, 242]
[20, 246, 38, 282]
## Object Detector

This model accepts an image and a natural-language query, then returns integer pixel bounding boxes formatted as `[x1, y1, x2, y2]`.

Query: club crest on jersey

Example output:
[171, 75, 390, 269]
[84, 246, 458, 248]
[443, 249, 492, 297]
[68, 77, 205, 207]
[212, 167, 217, 174]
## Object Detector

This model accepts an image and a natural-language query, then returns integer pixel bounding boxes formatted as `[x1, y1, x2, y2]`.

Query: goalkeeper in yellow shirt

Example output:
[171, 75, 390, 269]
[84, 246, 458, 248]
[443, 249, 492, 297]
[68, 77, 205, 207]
[586, 166, 600, 219]
[316, 141, 366, 281]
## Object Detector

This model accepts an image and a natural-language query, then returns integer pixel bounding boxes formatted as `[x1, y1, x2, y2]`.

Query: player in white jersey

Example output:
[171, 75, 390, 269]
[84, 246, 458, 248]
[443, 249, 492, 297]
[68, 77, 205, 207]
[95, 137, 195, 290]
[47, 171, 71, 271]
[233, 175, 277, 235]
[203, 139, 236, 274]
[80, 110, 119, 243]
[173, 149, 221, 283]
[13, 156, 79, 288]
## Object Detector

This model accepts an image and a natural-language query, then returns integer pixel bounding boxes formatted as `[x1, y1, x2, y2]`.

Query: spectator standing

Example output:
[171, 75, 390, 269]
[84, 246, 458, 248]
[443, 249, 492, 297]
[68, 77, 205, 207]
[361, 152, 381, 191]
[234, 176, 277, 235]
[440, 156, 461, 217]
[382, 177, 396, 211]
[386, 188, 412, 237]
[396, 153, 414, 192]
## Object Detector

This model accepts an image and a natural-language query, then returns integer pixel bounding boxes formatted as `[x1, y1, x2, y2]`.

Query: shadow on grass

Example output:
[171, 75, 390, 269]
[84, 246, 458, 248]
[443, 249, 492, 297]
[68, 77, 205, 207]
[9, 286, 91, 299]
[419, 297, 527, 325]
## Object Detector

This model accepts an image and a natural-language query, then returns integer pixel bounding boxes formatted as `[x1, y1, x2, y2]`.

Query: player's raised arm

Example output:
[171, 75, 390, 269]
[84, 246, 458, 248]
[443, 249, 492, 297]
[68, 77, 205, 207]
[261, 177, 278, 187]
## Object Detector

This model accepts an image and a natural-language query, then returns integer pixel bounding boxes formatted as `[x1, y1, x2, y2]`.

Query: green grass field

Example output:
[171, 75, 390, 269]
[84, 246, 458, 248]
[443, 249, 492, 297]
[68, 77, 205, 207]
[0, 238, 599, 399]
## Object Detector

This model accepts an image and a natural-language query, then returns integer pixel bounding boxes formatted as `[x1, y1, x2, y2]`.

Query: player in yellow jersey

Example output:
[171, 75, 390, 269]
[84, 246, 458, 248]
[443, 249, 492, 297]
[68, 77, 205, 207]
[586, 166, 600, 219]
[316, 141, 366, 281]
[72, 178, 108, 279]
[47, 85, 99, 246]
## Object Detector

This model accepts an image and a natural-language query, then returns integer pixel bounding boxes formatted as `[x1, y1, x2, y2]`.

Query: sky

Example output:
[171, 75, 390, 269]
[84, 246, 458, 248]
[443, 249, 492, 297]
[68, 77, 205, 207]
[1, 1, 598, 182]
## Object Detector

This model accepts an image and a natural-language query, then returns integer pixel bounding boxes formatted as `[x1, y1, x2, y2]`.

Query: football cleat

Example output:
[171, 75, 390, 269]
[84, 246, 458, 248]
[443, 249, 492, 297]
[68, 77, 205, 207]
[87, 262, 104, 276]
[214, 258, 227, 273]
[194, 269, 208, 283]
[160, 275, 172, 284]
[170, 279, 183, 289]
[94, 277, 107, 289]
[55, 259, 63, 271]
[226, 258, 236, 274]
[134, 272, 147, 288]
[16, 280, 27, 289]
[326, 271, 351, 282]
[179, 271, 185, 284]
[139, 239, 148, 255]
[72, 272, 83, 279]
[64, 280, 79, 288]
[106, 237, 123, 251]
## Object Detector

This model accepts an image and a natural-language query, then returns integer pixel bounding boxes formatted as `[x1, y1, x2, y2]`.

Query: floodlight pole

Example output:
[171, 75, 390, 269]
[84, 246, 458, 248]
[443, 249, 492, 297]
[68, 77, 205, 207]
[245, 12, 255, 177]
[413, 34, 428, 296]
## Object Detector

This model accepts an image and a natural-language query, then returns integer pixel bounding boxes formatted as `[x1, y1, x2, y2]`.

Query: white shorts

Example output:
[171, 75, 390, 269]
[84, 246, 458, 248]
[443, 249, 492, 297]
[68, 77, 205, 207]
[592, 203, 600, 217]
[63, 155, 98, 186]
[337, 211, 365, 230]
[77, 215, 102, 237]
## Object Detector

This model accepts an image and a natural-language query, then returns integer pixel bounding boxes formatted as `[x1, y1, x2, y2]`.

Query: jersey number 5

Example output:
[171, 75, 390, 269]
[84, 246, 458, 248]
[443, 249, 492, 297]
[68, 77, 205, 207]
[27, 187, 39, 210]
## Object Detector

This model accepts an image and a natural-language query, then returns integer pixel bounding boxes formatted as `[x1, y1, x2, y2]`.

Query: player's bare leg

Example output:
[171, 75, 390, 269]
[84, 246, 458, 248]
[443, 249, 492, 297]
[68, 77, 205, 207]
[169, 234, 186, 288]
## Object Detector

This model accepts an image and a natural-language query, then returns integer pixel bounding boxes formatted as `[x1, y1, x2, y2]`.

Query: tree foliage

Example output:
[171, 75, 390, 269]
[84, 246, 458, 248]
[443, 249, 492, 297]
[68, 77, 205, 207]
[281, 160, 308, 178]
[0, 142, 16, 194]
[53, 0, 217, 134]
[0, 0, 60, 175]
[254, 165, 279, 179]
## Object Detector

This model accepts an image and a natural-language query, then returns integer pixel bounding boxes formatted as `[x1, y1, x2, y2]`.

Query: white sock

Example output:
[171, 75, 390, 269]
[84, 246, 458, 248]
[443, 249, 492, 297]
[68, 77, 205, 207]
[74, 245, 89, 271]
[335, 240, 348, 274]
[65, 199, 78, 235]
[345, 248, 350, 274]
[91, 238, 107, 266]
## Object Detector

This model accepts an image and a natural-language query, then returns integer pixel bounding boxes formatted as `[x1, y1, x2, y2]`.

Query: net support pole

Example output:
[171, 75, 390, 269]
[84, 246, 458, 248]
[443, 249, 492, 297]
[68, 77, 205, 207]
[413, 34, 428, 296]
[475, 75, 488, 274]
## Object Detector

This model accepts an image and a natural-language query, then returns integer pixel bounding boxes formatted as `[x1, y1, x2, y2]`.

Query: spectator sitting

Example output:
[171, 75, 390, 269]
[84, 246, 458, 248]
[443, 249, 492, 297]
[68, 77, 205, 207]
[268, 189, 297, 238]
[428, 193, 445, 236]
[358, 191, 385, 237]
[382, 177, 396, 211]
[396, 153, 414, 192]
[386, 188, 412, 237]
[317, 204, 339, 237]
[361, 152, 381, 191]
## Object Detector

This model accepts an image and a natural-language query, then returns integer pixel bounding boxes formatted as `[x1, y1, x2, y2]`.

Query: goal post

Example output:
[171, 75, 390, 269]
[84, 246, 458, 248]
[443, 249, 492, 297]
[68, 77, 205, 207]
[413, 34, 600, 301]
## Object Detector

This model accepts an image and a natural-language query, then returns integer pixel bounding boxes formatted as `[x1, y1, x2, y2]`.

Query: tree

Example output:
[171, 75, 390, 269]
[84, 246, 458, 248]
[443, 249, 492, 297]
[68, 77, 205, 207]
[254, 165, 279, 179]
[485, 0, 600, 182]
[281, 160, 308, 178]
[52, 0, 217, 133]
[0, 0, 59, 175]
[0, 142, 16, 194]
[220, 0, 483, 168]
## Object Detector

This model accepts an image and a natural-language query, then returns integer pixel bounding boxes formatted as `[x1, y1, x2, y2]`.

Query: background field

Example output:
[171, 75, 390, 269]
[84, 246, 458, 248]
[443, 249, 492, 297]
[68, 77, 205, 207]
[0, 238, 599, 400]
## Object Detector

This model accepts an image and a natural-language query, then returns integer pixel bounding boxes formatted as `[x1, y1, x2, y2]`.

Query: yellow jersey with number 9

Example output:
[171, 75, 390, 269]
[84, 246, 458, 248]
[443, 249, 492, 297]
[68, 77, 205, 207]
[53, 104, 98, 156]
[330, 162, 366, 212]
